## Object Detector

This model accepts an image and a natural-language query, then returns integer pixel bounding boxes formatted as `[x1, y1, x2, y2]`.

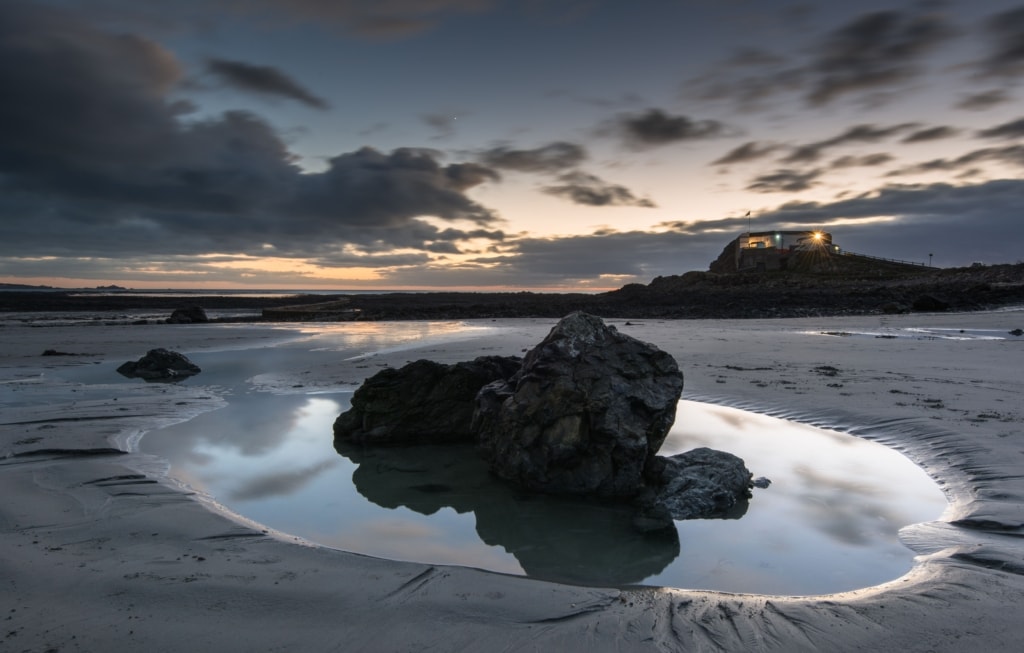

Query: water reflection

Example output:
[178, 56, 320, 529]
[137, 393, 946, 594]
[334, 441, 681, 586]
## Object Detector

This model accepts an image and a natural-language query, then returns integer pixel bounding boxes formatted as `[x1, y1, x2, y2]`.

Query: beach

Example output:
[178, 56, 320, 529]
[2, 312, 1023, 652]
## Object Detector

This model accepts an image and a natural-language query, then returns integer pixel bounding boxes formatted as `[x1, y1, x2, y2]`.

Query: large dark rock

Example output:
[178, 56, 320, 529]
[333, 355, 521, 445]
[167, 306, 209, 323]
[474, 312, 684, 497]
[637, 447, 754, 523]
[116, 348, 201, 381]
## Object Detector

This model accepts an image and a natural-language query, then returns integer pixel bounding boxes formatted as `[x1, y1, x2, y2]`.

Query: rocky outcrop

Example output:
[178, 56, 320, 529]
[333, 312, 762, 534]
[116, 348, 201, 381]
[474, 312, 684, 497]
[638, 448, 753, 523]
[333, 355, 521, 445]
[167, 306, 209, 323]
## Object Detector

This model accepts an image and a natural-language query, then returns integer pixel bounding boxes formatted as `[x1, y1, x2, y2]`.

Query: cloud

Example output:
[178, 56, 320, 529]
[477, 141, 587, 173]
[711, 141, 780, 166]
[0, 4, 502, 262]
[887, 144, 1024, 177]
[901, 125, 961, 143]
[804, 10, 957, 106]
[609, 109, 731, 149]
[829, 153, 893, 169]
[977, 117, 1024, 140]
[542, 171, 656, 208]
[687, 8, 956, 111]
[205, 58, 329, 109]
[782, 123, 917, 164]
[974, 7, 1024, 78]
[747, 169, 822, 193]
[421, 112, 461, 139]
[955, 89, 1012, 111]
[474, 141, 652, 209]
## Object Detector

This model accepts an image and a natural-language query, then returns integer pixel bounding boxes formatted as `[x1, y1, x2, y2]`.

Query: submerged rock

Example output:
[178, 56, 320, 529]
[474, 312, 684, 497]
[116, 348, 201, 381]
[333, 355, 521, 445]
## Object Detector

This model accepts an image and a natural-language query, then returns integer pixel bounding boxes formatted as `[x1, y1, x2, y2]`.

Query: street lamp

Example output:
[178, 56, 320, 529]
[928, 253, 933, 267]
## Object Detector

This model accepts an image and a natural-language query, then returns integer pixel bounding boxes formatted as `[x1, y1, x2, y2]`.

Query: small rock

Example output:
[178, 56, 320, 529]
[116, 348, 201, 382]
[167, 306, 209, 324]
[638, 448, 754, 520]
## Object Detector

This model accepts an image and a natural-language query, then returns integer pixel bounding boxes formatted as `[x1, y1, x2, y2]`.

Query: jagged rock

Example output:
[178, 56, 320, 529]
[1009, 328, 1023, 337]
[474, 312, 684, 497]
[333, 355, 521, 445]
[167, 306, 209, 323]
[637, 447, 754, 521]
[116, 348, 201, 381]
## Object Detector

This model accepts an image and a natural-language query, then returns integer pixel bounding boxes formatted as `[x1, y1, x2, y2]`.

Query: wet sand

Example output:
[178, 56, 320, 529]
[2, 312, 1023, 651]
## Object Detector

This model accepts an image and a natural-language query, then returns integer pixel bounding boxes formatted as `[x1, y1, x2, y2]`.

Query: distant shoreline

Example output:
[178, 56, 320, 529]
[3, 262, 1023, 321]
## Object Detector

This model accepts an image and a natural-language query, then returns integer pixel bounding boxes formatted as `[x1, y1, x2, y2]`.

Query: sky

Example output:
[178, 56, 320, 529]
[2, 0, 1024, 290]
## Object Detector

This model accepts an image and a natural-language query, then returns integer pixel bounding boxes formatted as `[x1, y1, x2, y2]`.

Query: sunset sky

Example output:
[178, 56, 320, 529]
[2, 0, 1024, 290]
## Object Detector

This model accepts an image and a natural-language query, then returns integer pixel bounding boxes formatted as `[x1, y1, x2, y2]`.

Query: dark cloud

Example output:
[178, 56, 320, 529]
[805, 10, 957, 106]
[0, 4, 502, 263]
[205, 58, 329, 109]
[711, 141, 780, 166]
[887, 144, 1024, 176]
[747, 169, 822, 193]
[422, 113, 460, 139]
[478, 141, 587, 173]
[782, 123, 915, 164]
[901, 125, 961, 143]
[829, 153, 893, 169]
[955, 89, 1012, 111]
[688, 8, 956, 111]
[610, 109, 731, 149]
[974, 7, 1024, 78]
[977, 117, 1024, 140]
[542, 171, 655, 208]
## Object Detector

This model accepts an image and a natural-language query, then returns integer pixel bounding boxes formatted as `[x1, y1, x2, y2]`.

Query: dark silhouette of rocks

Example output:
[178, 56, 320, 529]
[333, 356, 521, 445]
[167, 306, 209, 323]
[116, 348, 201, 381]
[475, 312, 684, 497]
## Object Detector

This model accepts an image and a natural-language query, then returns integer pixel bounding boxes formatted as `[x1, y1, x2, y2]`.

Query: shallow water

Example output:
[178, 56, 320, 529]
[51, 323, 947, 595]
